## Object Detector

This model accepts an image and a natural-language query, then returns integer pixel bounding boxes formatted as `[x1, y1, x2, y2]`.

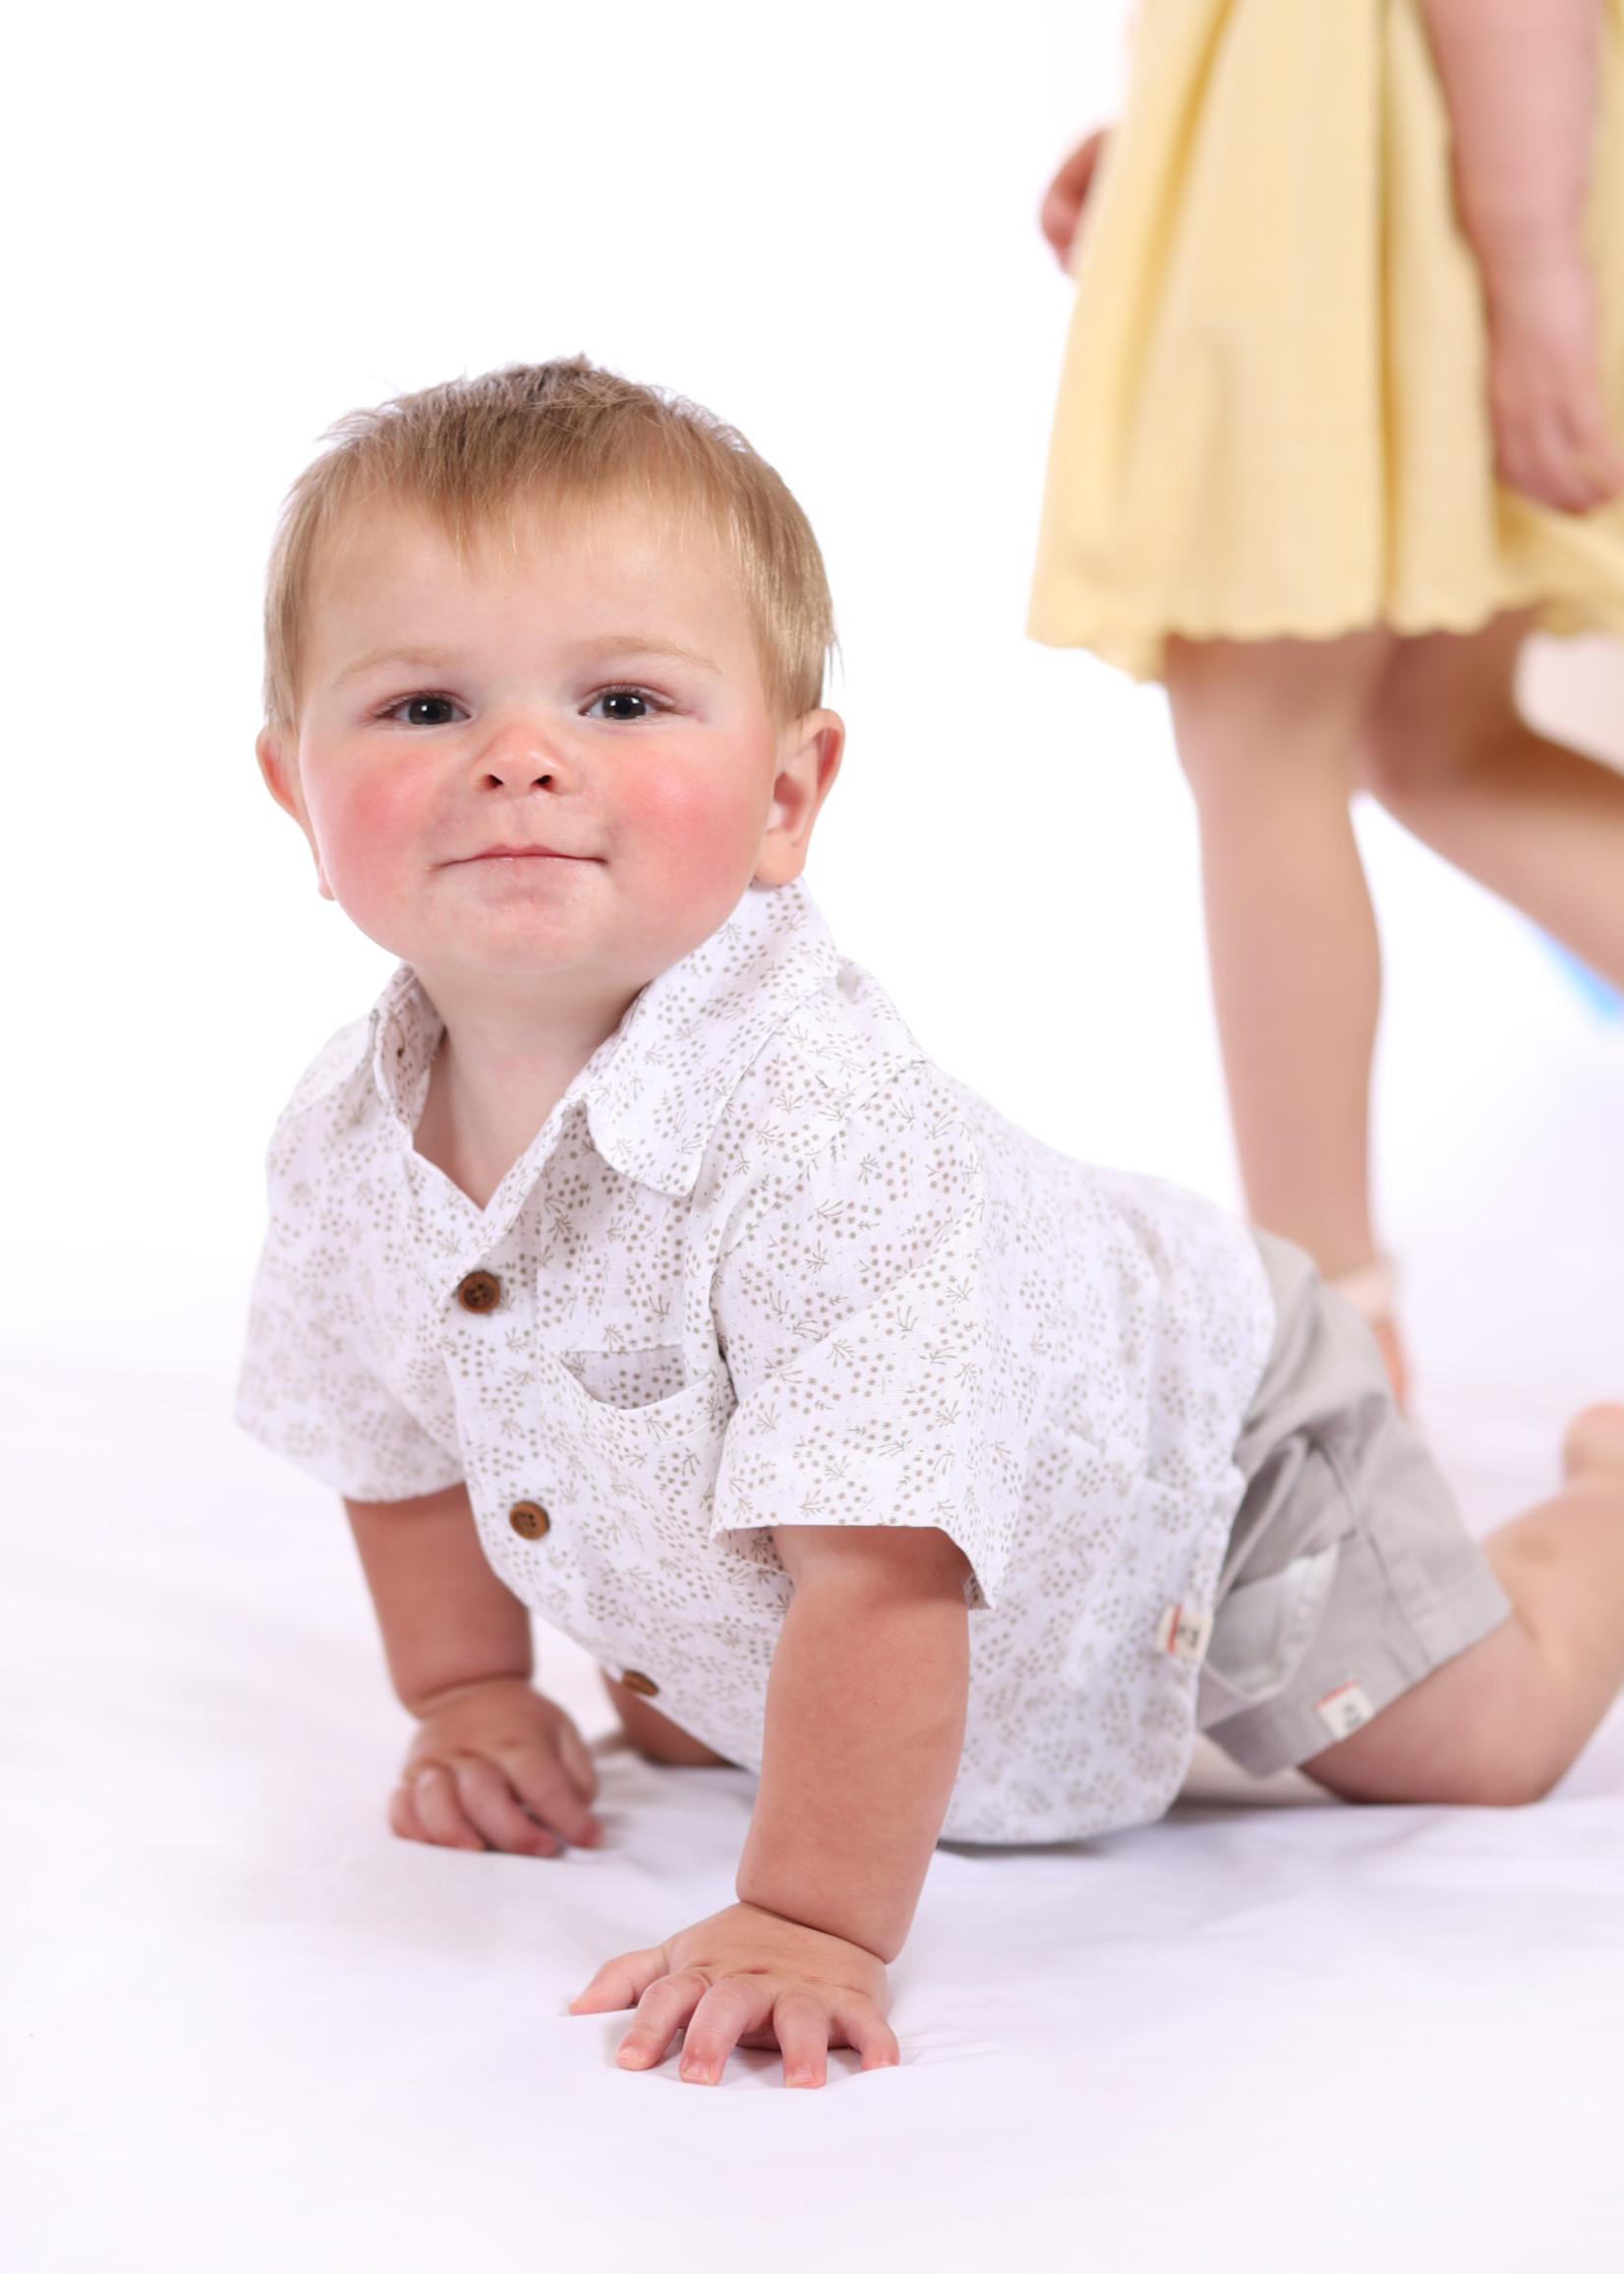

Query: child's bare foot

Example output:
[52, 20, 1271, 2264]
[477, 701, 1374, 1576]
[1562, 1404, 1624, 1483]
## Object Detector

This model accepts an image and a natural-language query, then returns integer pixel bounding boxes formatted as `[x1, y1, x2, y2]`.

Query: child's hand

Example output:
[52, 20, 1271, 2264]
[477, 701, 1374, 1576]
[1040, 128, 1110, 267]
[389, 1674, 603, 1856]
[1483, 252, 1624, 513]
[568, 1901, 899, 2088]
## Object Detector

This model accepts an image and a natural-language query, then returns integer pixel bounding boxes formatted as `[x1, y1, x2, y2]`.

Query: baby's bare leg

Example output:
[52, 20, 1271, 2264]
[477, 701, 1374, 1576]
[1304, 1407, 1624, 1805]
[603, 1673, 731, 1767]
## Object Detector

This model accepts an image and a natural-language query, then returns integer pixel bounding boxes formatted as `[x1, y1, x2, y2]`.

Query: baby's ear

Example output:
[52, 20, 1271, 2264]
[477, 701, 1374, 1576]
[755, 710, 844, 887]
[257, 727, 333, 899]
[257, 725, 301, 819]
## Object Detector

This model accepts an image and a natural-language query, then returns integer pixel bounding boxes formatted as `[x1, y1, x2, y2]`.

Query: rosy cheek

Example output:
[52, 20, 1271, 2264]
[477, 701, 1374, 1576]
[306, 764, 430, 924]
[614, 754, 769, 908]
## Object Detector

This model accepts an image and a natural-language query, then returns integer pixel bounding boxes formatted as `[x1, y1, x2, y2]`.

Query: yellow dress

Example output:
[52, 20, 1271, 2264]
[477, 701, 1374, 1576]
[1028, 0, 1624, 682]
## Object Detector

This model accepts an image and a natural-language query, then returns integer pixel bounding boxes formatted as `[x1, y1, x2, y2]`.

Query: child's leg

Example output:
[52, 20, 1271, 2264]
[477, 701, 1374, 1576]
[1164, 630, 1396, 1287]
[1363, 610, 1624, 992]
[1303, 1408, 1624, 1805]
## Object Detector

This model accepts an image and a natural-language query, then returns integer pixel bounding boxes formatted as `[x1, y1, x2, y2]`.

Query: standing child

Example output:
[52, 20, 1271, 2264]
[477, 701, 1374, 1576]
[242, 361, 1624, 2087]
[1031, 0, 1624, 1401]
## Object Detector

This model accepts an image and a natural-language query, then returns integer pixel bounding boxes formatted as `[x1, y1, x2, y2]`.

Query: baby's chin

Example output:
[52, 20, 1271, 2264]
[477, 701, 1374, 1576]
[374, 859, 759, 1003]
[409, 905, 686, 1005]
[424, 862, 616, 947]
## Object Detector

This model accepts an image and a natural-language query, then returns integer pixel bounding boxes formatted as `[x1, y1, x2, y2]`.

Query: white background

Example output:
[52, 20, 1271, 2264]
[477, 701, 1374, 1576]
[1, 0, 1617, 1323]
[8, 14, 1624, 2262]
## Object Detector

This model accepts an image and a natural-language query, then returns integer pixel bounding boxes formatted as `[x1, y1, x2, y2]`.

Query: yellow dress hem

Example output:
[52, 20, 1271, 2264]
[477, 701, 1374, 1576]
[1027, 584, 1624, 686]
[1028, 0, 1624, 688]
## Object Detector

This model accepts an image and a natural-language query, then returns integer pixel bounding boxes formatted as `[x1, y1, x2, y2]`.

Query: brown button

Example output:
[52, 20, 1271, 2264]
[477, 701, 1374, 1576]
[508, 1500, 551, 1542]
[454, 1270, 501, 1314]
[619, 1669, 660, 1699]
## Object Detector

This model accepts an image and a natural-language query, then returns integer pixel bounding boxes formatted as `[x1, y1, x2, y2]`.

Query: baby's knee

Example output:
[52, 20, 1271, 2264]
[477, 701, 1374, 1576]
[1311, 1721, 1560, 1809]
[1446, 1746, 1566, 1810]
[1432, 1646, 1599, 1807]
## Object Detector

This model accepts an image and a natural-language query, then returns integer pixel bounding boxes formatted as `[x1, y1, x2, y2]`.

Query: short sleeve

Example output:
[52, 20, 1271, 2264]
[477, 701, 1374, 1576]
[235, 1247, 465, 1501]
[710, 1069, 1031, 1607]
[233, 1040, 465, 1504]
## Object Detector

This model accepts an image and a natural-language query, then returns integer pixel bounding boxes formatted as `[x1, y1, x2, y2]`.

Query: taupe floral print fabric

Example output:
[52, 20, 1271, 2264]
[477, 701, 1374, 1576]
[238, 882, 1275, 1841]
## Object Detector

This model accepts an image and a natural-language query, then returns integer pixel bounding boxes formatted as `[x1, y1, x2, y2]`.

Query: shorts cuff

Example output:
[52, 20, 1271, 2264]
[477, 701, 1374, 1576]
[1204, 1558, 1513, 1780]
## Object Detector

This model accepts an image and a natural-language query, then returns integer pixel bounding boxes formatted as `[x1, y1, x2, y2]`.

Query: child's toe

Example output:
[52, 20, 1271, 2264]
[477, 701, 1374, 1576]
[1561, 1404, 1624, 1483]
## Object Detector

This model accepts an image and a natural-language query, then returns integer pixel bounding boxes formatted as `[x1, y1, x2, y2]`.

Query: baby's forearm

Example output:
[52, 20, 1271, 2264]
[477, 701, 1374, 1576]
[1422, 0, 1601, 289]
[737, 1527, 969, 1962]
[345, 1484, 533, 1713]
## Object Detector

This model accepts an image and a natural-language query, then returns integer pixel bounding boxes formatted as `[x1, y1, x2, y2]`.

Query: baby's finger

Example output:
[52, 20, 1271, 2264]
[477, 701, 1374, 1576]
[407, 1761, 487, 1850]
[834, 1995, 901, 2073]
[676, 1974, 776, 2086]
[1566, 404, 1624, 508]
[388, 1778, 426, 1843]
[554, 1718, 600, 1805]
[617, 1970, 713, 2072]
[771, 1991, 833, 2091]
[567, 1944, 671, 2015]
[506, 1747, 602, 1848]
[451, 1755, 560, 1857]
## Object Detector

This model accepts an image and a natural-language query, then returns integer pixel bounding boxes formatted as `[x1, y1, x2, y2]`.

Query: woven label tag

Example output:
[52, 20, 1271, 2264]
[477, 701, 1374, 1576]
[1156, 1603, 1213, 1665]
[1314, 1680, 1375, 1741]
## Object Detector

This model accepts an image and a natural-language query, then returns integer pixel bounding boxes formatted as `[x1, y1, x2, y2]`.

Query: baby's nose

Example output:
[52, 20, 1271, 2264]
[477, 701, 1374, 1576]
[478, 716, 570, 790]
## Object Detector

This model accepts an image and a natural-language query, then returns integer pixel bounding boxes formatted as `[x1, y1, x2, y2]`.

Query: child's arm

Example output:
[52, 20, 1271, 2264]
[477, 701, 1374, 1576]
[1421, 0, 1624, 510]
[737, 1524, 969, 1955]
[346, 1484, 603, 1854]
[569, 1522, 971, 2087]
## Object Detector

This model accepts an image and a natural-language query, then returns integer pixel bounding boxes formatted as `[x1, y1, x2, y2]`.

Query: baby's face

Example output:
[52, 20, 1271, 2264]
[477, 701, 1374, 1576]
[260, 496, 840, 1014]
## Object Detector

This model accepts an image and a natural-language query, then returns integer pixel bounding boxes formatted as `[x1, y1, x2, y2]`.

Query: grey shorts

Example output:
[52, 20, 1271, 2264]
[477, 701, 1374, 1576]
[1198, 1232, 1513, 1778]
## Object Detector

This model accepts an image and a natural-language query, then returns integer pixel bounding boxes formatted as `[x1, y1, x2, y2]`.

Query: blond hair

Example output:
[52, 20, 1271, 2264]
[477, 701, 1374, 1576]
[263, 359, 835, 726]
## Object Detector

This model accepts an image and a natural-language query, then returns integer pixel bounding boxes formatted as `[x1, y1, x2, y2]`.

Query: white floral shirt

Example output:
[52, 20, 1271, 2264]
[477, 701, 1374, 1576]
[237, 881, 1275, 1842]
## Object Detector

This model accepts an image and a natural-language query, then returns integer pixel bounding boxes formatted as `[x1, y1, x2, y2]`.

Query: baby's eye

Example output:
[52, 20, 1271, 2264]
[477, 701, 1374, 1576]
[587, 688, 654, 722]
[387, 695, 463, 727]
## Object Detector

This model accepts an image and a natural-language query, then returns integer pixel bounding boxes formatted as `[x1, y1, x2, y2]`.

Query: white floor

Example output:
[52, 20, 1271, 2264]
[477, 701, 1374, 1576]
[7, 1011, 1624, 2274]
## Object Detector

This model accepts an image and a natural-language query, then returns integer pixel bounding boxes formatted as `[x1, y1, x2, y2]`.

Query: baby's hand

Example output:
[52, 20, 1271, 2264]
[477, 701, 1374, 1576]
[568, 1901, 899, 2088]
[389, 1675, 602, 1856]
[1483, 251, 1624, 513]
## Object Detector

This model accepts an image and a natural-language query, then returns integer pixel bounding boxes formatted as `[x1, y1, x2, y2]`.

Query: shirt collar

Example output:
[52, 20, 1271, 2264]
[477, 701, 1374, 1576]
[586, 879, 839, 1195]
[365, 878, 841, 1203]
[370, 964, 445, 1135]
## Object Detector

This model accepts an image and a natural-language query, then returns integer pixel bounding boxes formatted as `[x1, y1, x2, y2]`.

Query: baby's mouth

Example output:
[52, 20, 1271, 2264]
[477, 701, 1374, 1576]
[451, 845, 601, 864]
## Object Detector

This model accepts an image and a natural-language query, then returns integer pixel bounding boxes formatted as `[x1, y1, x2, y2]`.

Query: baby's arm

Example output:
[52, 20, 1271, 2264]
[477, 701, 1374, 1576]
[1422, 0, 1624, 509]
[737, 1524, 969, 1956]
[346, 1484, 602, 1854]
[570, 1522, 971, 2086]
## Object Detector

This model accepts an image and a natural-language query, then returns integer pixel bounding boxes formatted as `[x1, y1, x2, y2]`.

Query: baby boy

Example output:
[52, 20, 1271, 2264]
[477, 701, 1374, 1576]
[241, 359, 1624, 2087]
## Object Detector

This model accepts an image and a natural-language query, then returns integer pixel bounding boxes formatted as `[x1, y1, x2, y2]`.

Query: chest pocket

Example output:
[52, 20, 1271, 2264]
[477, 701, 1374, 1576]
[559, 1345, 688, 1409]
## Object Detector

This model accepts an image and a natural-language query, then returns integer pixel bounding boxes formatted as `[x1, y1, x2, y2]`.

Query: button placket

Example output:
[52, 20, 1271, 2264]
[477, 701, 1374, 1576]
[454, 1269, 501, 1313]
